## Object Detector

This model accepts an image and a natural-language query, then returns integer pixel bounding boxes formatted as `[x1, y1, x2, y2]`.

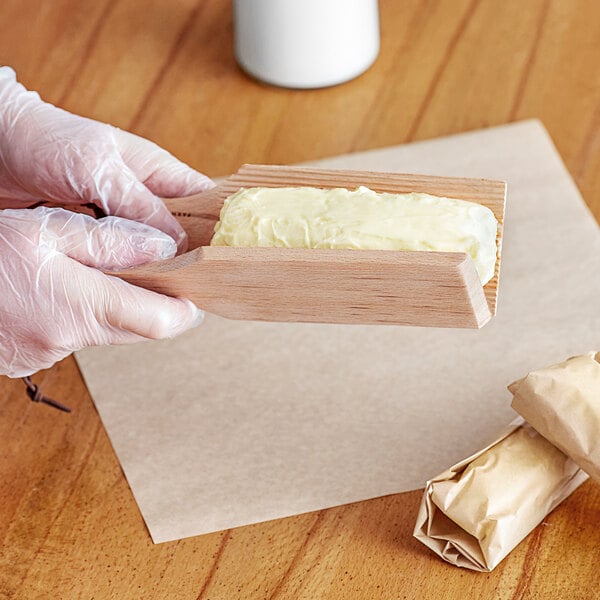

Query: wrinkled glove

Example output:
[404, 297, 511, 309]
[0, 207, 203, 377]
[0, 66, 214, 251]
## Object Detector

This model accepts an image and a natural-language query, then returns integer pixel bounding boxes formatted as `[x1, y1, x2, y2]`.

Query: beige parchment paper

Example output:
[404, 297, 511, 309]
[510, 352, 600, 481]
[413, 419, 588, 572]
[75, 120, 600, 543]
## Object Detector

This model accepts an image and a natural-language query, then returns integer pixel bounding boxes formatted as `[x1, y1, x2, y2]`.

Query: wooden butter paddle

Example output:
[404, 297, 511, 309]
[114, 164, 506, 328]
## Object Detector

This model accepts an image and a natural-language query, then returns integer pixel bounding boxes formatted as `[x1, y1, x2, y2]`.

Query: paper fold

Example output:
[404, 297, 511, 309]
[510, 351, 600, 482]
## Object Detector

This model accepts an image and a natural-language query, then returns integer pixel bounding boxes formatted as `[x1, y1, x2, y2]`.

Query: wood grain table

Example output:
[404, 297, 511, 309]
[1, 1, 599, 598]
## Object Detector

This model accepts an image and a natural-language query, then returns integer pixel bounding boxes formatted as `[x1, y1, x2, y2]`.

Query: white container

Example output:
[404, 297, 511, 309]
[233, 0, 380, 89]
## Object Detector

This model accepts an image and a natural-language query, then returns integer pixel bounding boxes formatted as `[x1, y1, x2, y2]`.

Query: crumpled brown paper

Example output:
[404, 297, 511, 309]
[413, 418, 588, 571]
[510, 351, 600, 482]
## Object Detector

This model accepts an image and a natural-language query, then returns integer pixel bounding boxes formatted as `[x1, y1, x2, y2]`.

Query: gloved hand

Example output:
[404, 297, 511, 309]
[0, 66, 214, 251]
[0, 207, 203, 378]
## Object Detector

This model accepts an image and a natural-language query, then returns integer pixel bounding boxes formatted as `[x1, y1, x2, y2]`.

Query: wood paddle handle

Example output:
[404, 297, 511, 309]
[161, 187, 223, 250]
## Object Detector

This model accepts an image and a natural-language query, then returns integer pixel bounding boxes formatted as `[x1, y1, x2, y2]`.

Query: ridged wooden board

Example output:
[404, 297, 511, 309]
[116, 165, 506, 328]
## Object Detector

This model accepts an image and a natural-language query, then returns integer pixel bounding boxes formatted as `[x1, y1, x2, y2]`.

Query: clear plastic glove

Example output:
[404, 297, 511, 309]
[0, 207, 203, 378]
[0, 66, 214, 251]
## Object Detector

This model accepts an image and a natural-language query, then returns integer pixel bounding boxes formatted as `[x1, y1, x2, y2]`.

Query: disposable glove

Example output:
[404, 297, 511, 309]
[0, 207, 203, 378]
[0, 66, 214, 251]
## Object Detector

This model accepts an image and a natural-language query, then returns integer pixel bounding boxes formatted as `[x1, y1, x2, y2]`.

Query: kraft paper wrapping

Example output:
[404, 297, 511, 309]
[75, 120, 600, 543]
[413, 419, 588, 572]
[510, 352, 600, 482]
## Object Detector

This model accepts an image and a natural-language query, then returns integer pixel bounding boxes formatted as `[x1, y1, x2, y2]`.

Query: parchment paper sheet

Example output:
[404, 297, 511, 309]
[76, 120, 600, 543]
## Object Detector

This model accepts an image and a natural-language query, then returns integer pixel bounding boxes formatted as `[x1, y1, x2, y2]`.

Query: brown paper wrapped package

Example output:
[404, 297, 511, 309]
[413, 419, 587, 572]
[510, 351, 600, 482]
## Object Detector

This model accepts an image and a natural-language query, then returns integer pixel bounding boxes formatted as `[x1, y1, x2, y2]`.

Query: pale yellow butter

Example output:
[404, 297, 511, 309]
[211, 186, 498, 284]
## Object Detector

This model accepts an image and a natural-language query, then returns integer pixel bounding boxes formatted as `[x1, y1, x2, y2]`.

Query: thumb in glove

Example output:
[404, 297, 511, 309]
[0, 207, 203, 377]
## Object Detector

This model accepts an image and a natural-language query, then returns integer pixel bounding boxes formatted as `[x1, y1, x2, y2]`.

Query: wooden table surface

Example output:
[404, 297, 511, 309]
[1, 1, 599, 598]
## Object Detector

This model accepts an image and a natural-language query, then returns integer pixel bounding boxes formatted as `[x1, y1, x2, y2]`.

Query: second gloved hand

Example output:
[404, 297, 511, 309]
[0, 207, 203, 378]
[0, 67, 214, 251]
